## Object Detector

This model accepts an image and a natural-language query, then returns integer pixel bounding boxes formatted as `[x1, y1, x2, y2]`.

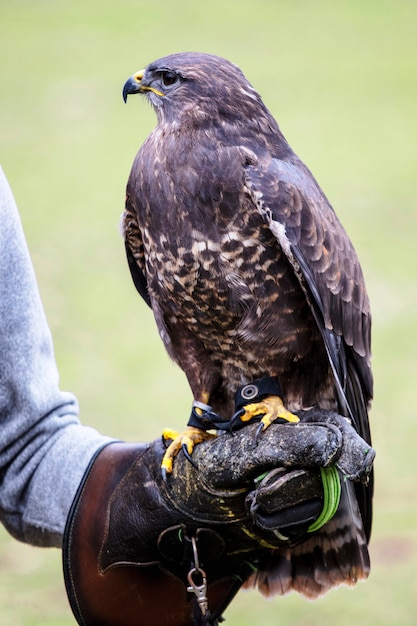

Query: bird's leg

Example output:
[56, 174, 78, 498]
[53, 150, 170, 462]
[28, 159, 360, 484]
[230, 376, 299, 435]
[161, 391, 217, 477]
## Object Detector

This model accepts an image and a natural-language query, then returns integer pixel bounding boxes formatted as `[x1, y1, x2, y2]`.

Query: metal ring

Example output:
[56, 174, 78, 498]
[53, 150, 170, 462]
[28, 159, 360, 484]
[192, 400, 213, 413]
[241, 384, 258, 400]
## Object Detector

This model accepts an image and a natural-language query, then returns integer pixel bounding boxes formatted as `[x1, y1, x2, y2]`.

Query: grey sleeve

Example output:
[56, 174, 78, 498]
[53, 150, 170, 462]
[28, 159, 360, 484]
[0, 168, 113, 547]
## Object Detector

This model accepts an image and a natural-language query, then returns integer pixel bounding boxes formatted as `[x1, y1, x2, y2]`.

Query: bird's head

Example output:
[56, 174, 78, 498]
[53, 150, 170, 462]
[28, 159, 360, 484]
[122, 52, 267, 128]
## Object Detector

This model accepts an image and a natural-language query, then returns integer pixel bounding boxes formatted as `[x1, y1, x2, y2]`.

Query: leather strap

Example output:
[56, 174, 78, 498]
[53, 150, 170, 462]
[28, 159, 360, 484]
[234, 376, 283, 412]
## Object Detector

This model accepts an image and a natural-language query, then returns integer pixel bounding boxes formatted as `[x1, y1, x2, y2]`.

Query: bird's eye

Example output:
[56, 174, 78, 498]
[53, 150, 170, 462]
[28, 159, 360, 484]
[161, 71, 178, 87]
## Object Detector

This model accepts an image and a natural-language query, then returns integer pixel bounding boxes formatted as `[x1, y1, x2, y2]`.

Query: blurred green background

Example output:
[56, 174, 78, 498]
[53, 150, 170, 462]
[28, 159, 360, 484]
[1, 0, 416, 624]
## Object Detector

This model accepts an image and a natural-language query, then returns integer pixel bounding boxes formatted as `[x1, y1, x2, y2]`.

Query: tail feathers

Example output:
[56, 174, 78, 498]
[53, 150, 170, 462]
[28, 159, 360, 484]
[245, 478, 370, 599]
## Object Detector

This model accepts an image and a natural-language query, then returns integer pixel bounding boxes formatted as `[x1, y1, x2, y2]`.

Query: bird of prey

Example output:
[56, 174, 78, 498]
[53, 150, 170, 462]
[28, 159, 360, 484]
[122, 52, 373, 598]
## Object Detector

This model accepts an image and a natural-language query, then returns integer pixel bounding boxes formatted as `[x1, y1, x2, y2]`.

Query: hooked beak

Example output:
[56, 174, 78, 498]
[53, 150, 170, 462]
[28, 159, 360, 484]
[122, 70, 144, 103]
[122, 70, 165, 103]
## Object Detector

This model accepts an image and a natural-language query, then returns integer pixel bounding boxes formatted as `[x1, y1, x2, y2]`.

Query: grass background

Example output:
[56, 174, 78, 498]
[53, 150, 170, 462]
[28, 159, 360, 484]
[1, 0, 416, 624]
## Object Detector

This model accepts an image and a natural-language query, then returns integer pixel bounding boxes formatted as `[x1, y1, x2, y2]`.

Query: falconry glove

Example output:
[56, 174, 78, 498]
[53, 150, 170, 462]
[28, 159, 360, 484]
[63, 410, 374, 626]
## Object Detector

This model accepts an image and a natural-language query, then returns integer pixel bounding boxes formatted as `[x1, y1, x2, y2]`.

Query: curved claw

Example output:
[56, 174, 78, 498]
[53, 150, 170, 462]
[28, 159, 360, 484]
[255, 421, 265, 444]
[181, 443, 199, 468]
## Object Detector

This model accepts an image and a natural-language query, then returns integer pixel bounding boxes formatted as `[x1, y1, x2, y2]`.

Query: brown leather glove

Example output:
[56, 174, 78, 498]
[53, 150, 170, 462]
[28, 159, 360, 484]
[63, 412, 374, 626]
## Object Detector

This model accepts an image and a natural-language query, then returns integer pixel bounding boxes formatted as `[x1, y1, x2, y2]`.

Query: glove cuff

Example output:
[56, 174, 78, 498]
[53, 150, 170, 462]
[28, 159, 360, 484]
[63, 441, 257, 626]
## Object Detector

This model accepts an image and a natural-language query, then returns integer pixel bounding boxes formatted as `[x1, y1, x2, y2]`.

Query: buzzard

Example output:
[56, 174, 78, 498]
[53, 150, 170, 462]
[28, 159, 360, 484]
[122, 52, 373, 598]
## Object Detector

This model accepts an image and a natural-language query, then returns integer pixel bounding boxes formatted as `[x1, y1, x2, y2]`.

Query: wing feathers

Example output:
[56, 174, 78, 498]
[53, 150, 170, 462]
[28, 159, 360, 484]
[244, 158, 372, 380]
[123, 192, 151, 308]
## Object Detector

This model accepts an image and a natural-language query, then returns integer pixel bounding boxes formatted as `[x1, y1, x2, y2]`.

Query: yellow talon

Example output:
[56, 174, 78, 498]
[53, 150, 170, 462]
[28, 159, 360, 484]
[161, 453, 174, 475]
[162, 428, 180, 442]
[161, 425, 216, 474]
[240, 395, 299, 431]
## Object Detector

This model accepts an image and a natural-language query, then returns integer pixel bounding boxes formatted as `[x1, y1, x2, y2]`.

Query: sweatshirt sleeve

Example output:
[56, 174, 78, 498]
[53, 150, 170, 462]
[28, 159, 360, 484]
[0, 167, 113, 547]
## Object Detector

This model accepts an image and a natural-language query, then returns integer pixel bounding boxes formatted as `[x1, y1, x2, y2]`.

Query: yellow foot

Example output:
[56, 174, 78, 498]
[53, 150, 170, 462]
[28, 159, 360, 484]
[161, 426, 216, 475]
[239, 395, 299, 432]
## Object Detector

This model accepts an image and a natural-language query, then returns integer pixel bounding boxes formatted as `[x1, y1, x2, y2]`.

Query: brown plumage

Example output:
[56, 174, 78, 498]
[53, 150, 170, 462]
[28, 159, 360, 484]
[122, 52, 373, 598]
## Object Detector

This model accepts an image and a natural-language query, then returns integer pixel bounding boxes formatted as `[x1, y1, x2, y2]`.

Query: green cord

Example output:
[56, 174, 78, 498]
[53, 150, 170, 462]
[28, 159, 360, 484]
[254, 471, 270, 484]
[307, 466, 341, 533]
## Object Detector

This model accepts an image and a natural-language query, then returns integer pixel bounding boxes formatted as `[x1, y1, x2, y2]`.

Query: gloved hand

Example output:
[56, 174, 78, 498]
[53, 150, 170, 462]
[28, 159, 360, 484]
[63, 410, 374, 626]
